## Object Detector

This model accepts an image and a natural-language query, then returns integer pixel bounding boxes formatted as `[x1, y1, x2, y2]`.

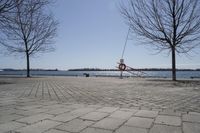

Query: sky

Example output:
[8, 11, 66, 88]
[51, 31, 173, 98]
[1, 0, 200, 70]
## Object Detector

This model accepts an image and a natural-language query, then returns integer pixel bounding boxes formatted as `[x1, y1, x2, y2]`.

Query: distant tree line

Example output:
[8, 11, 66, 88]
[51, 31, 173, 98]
[68, 68, 115, 71]
[68, 68, 200, 71]
[1, 68, 200, 72]
[2, 68, 58, 71]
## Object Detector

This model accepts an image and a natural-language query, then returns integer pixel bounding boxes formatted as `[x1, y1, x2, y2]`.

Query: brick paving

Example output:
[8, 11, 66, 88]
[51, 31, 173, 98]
[0, 77, 200, 133]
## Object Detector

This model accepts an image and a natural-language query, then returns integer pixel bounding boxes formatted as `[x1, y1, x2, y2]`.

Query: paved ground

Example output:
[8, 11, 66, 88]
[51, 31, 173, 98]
[0, 77, 200, 133]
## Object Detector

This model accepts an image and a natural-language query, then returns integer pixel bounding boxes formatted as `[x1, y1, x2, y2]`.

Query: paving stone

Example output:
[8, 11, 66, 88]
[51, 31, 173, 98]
[119, 108, 139, 113]
[14, 109, 42, 116]
[20, 105, 43, 110]
[39, 101, 59, 106]
[115, 126, 148, 133]
[141, 107, 151, 110]
[155, 115, 181, 126]
[56, 119, 94, 133]
[80, 127, 112, 133]
[15, 120, 61, 133]
[0, 114, 24, 124]
[63, 104, 86, 109]
[183, 114, 200, 123]
[50, 112, 78, 122]
[44, 129, 70, 133]
[70, 107, 96, 116]
[46, 108, 71, 115]
[125, 116, 154, 128]
[134, 110, 158, 118]
[0, 121, 26, 133]
[109, 110, 133, 120]
[152, 108, 163, 112]
[183, 122, 200, 133]
[15, 108, 49, 116]
[0, 108, 18, 115]
[16, 113, 53, 124]
[189, 112, 200, 116]
[27, 108, 49, 113]
[149, 124, 182, 133]
[92, 117, 125, 130]
[97, 107, 119, 113]
[42, 104, 66, 110]
[80, 111, 109, 121]
[87, 105, 102, 109]
[159, 110, 181, 117]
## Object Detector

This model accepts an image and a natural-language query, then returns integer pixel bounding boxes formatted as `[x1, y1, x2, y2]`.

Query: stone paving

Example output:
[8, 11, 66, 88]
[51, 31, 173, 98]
[0, 77, 200, 133]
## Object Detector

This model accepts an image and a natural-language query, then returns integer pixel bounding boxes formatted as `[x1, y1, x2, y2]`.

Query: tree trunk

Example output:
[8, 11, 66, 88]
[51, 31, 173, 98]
[26, 51, 30, 77]
[171, 47, 176, 81]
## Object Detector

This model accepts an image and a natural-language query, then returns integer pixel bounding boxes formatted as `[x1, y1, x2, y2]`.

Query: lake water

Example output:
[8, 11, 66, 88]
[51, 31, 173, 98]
[0, 70, 200, 79]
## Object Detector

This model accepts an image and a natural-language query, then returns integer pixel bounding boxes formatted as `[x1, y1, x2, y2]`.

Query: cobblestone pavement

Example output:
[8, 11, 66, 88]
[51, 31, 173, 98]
[0, 77, 200, 133]
[0, 97, 200, 133]
[1, 77, 200, 112]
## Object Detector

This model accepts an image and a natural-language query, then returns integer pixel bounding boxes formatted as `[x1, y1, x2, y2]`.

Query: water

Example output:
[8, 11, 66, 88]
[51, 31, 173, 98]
[0, 70, 200, 79]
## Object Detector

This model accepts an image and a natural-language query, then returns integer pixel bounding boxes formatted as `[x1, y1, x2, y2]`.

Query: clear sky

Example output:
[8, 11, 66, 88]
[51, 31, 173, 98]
[1, 0, 200, 70]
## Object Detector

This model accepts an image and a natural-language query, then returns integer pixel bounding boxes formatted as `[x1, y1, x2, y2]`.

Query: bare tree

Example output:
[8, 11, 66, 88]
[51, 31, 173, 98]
[1, 0, 58, 77]
[120, 0, 200, 81]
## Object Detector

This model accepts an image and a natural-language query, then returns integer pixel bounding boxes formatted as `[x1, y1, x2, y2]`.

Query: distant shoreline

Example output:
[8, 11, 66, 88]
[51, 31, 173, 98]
[1, 68, 200, 72]
[68, 68, 200, 71]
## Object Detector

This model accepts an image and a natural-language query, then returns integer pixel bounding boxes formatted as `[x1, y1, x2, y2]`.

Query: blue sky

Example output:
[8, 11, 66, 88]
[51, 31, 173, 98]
[1, 0, 200, 70]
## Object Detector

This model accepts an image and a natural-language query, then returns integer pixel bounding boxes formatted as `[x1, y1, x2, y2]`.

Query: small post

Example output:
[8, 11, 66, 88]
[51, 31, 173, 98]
[120, 59, 124, 79]
[120, 71, 123, 79]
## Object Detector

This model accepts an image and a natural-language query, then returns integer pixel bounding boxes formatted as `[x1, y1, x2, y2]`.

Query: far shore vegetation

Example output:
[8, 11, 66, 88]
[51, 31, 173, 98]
[1, 68, 200, 72]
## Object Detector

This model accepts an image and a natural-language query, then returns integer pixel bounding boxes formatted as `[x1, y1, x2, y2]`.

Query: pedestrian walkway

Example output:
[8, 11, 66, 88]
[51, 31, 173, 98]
[0, 97, 200, 133]
[0, 77, 200, 132]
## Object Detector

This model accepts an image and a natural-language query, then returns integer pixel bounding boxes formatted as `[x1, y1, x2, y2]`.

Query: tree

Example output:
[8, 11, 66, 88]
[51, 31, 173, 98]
[1, 0, 58, 77]
[120, 0, 200, 81]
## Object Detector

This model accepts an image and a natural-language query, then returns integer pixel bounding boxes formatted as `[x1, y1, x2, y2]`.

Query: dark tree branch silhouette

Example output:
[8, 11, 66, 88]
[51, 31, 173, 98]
[0, 0, 22, 47]
[1, 0, 58, 77]
[120, 0, 200, 81]
[0, 0, 20, 22]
